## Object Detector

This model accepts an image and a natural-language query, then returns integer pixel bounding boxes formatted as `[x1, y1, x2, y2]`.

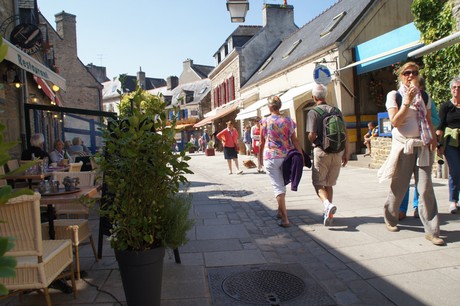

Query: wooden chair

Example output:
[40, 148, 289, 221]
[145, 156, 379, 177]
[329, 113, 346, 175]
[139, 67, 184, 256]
[68, 161, 83, 172]
[42, 171, 98, 279]
[5, 159, 29, 188]
[0, 165, 7, 187]
[0, 193, 76, 306]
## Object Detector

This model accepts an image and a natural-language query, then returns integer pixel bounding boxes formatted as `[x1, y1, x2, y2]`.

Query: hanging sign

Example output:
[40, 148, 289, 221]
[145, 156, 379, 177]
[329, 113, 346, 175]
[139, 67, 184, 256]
[313, 64, 332, 85]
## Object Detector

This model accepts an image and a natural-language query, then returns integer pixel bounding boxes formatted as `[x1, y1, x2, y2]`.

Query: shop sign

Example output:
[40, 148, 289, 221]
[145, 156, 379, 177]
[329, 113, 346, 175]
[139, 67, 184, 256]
[10, 23, 42, 55]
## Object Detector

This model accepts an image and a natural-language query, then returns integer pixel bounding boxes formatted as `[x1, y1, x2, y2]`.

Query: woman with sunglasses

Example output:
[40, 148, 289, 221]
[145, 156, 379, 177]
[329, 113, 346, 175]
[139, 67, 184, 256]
[436, 76, 460, 214]
[378, 62, 444, 246]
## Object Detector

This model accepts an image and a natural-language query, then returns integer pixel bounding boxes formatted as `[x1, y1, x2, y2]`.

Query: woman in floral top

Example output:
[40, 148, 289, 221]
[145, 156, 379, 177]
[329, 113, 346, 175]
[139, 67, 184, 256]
[259, 96, 303, 227]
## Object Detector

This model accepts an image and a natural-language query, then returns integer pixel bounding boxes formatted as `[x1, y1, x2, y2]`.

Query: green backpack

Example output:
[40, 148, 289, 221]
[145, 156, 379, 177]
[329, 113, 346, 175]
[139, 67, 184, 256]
[313, 106, 346, 153]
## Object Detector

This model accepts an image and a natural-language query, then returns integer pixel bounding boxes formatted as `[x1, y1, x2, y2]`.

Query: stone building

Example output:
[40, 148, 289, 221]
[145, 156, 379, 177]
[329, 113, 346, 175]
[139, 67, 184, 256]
[41, 11, 103, 111]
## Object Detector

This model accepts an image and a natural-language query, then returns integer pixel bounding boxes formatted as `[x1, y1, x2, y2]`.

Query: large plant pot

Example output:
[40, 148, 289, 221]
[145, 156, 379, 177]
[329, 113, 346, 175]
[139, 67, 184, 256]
[115, 247, 165, 306]
[206, 148, 215, 156]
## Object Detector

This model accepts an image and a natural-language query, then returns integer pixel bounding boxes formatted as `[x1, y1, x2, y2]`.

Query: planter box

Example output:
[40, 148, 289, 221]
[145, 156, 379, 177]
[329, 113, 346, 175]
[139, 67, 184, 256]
[206, 148, 215, 156]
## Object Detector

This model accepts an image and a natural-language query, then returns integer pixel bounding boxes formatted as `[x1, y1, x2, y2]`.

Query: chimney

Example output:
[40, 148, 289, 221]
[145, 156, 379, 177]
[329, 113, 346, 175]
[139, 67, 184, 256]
[55, 11, 77, 57]
[262, 4, 295, 28]
[167, 76, 179, 90]
[137, 67, 145, 89]
[183, 58, 193, 71]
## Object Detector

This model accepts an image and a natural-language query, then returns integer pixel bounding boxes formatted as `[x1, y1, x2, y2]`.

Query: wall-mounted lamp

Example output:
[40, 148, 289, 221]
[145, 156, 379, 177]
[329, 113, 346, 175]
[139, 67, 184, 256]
[3, 67, 22, 88]
[50, 100, 56, 105]
[29, 94, 38, 103]
[226, 0, 249, 23]
[52, 84, 59, 92]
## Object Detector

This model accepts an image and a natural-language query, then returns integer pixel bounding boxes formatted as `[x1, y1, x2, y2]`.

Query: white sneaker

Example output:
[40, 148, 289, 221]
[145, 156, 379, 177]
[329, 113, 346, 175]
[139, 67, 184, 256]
[323, 203, 337, 226]
[449, 203, 458, 214]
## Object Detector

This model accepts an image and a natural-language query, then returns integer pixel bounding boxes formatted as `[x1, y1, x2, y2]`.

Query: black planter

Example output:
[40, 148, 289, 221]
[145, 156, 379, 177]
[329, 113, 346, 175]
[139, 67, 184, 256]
[115, 247, 165, 306]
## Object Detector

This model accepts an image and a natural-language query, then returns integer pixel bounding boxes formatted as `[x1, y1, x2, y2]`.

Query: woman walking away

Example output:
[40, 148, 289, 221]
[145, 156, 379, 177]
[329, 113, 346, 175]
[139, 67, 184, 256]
[436, 76, 460, 214]
[217, 121, 243, 175]
[259, 96, 303, 228]
[378, 62, 444, 246]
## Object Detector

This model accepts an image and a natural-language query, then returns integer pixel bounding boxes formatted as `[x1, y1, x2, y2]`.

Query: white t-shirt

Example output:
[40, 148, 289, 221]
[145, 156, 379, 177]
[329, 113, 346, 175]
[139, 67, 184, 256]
[385, 90, 431, 138]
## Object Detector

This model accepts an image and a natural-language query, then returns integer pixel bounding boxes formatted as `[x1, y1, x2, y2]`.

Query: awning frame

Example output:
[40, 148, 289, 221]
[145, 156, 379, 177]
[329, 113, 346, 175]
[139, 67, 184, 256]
[408, 31, 460, 58]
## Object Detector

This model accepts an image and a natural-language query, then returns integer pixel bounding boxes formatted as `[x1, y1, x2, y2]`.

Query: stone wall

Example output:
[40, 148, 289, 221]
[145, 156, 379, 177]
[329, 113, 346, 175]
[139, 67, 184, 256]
[369, 137, 448, 179]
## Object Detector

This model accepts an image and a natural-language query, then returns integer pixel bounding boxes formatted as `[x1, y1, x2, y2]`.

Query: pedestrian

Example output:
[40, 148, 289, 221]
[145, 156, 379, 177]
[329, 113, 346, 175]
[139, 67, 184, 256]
[259, 96, 303, 227]
[202, 130, 210, 151]
[377, 62, 444, 246]
[399, 77, 440, 220]
[436, 75, 460, 214]
[251, 117, 264, 173]
[307, 84, 348, 226]
[363, 121, 376, 157]
[243, 125, 252, 156]
[217, 121, 243, 175]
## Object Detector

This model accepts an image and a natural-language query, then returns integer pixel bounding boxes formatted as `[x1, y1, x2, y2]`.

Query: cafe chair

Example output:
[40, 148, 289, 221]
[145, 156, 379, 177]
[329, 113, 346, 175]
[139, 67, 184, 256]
[0, 165, 7, 187]
[0, 193, 76, 306]
[68, 161, 83, 172]
[5, 159, 29, 188]
[42, 171, 99, 279]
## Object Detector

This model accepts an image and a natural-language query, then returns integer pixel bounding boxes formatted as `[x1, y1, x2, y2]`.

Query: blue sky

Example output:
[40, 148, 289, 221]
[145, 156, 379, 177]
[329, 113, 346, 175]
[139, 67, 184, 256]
[38, 0, 337, 80]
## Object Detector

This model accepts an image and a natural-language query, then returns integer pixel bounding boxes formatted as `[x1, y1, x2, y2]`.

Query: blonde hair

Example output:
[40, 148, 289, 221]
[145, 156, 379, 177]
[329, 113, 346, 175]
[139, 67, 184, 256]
[268, 95, 281, 111]
[397, 62, 420, 83]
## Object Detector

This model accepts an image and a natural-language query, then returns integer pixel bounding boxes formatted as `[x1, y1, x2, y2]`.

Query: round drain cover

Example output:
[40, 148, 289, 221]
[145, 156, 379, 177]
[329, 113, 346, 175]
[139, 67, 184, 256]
[222, 269, 305, 304]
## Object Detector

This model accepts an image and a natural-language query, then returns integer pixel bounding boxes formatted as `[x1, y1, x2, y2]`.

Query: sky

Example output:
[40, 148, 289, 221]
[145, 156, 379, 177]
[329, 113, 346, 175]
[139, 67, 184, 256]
[38, 0, 338, 80]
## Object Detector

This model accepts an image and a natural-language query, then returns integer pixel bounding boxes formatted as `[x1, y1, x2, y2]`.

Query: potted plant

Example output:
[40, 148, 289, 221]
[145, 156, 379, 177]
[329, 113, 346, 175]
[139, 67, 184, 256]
[206, 140, 215, 156]
[98, 85, 194, 306]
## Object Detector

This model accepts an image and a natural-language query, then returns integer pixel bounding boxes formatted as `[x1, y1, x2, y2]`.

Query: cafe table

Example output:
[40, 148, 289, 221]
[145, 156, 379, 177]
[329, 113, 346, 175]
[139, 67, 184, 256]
[4, 166, 69, 189]
[40, 185, 101, 239]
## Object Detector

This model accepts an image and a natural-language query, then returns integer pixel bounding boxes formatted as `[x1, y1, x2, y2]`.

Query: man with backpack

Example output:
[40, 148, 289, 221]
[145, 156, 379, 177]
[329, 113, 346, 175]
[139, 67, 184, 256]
[307, 83, 348, 226]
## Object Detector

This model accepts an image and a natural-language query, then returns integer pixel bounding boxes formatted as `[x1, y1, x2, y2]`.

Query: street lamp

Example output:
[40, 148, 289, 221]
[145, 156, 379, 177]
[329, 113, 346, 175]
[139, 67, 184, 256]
[226, 0, 249, 23]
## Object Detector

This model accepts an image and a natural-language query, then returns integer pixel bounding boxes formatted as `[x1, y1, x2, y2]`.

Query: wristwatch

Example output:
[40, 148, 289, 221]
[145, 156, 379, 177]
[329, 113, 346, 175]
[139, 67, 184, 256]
[437, 142, 443, 149]
[403, 103, 411, 108]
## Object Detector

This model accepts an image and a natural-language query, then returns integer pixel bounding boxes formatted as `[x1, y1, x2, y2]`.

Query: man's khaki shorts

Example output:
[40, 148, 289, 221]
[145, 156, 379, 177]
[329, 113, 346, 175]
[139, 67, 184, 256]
[312, 147, 343, 186]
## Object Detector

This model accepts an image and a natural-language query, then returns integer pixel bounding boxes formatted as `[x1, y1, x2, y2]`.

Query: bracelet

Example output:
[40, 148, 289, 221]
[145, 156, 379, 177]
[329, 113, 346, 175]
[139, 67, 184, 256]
[403, 103, 411, 108]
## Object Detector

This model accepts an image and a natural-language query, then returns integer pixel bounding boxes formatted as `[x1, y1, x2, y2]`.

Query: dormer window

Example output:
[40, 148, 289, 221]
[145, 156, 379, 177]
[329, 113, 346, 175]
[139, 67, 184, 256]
[258, 57, 273, 73]
[283, 39, 302, 59]
[320, 11, 346, 38]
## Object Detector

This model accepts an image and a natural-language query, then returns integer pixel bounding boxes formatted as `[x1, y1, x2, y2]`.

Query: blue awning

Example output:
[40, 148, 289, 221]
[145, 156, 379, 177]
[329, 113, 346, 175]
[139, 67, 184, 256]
[353, 23, 423, 74]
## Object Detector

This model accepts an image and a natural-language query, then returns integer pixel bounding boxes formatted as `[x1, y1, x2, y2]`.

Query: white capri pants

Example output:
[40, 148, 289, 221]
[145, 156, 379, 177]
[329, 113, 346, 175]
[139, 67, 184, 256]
[264, 158, 286, 197]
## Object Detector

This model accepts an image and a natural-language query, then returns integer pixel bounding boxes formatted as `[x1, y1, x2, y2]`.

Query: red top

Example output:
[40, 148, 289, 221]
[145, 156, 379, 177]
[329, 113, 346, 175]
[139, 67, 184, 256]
[217, 128, 239, 148]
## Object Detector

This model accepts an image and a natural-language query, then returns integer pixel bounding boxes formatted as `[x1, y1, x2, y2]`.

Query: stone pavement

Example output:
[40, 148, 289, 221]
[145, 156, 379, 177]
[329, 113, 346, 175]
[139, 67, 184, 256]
[1, 151, 460, 306]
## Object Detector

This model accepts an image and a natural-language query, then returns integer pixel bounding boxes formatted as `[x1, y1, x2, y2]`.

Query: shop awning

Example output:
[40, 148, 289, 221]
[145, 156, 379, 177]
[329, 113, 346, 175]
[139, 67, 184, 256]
[194, 104, 238, 128]
[340, 23, 422, 75]
[235, 97, 269, 121]
[408, 31, 460, 58]
[33, 76, 61, 106]
[2, 37, 66, 90]
[280, 83, 314, 111]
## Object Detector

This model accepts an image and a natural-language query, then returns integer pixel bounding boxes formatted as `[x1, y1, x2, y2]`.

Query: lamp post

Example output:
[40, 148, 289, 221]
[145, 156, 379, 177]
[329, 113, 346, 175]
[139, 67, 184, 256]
[226, 0, 249, 23]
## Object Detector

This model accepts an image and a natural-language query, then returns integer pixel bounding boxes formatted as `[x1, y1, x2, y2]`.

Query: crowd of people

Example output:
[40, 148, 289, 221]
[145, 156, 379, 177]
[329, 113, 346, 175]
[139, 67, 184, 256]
[206, 63, 459, 247]
[21, 135, 92, 167]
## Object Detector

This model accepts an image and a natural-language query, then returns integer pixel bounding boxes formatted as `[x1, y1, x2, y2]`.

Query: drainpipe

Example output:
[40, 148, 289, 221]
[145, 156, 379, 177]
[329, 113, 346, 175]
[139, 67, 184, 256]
[13, 0, 27, 150]
[352, 48, 361, 154]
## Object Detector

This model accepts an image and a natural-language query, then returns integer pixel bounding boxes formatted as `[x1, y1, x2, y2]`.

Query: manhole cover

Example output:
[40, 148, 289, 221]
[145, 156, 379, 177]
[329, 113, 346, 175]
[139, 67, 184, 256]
[222, 269, 305, 304]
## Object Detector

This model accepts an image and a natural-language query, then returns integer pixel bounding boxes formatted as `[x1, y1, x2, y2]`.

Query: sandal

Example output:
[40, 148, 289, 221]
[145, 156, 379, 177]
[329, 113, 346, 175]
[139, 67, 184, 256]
[277, 219, 291, 228]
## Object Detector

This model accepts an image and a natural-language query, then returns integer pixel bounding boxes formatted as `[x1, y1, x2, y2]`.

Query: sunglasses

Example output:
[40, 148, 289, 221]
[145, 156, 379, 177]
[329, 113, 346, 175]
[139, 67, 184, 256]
[402, 70, 419, 77]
